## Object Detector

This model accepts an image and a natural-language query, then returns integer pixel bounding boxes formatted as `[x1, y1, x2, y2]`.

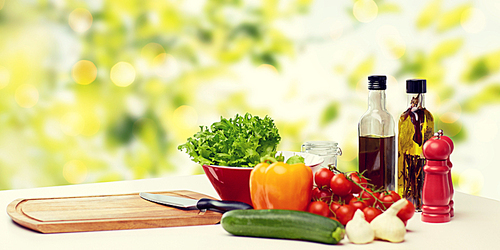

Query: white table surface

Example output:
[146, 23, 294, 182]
[1, 174, 499, 250]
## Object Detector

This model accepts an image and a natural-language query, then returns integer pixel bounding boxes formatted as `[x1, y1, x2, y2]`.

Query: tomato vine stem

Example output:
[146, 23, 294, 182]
[330, 167, 388, 210]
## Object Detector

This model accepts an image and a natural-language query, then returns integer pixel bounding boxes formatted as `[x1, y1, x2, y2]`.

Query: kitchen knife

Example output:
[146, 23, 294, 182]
[139, 192, 253, 213]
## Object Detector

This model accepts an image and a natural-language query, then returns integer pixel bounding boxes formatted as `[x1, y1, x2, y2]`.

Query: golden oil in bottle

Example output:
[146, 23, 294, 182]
[397, 79, 434, 210]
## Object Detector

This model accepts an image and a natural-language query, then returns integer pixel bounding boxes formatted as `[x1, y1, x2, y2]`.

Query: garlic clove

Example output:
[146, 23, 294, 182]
[370, 199, 408, 243]
[346, 209, 374, 244]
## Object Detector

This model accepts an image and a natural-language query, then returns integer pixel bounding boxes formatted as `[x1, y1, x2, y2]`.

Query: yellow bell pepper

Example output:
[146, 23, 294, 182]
[249, 160, 313, 211]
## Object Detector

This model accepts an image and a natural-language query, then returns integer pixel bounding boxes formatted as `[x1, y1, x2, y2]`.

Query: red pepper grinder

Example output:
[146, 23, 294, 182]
[421, 131, 452, 223]
[438, 130, 455, 217]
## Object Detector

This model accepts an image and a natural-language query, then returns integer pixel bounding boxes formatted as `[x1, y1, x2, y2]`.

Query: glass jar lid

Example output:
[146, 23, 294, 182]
[301, 141, 342, 157]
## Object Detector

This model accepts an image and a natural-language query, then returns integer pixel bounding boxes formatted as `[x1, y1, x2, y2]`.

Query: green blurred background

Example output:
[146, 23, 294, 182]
[1, 0, 499, 201]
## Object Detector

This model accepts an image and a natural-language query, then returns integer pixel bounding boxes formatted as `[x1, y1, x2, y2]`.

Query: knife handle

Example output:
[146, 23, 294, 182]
[197, 198, 253, 213]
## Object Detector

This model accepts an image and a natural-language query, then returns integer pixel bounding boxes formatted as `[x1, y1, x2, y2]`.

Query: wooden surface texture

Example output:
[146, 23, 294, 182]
[7, 190, 222, 233]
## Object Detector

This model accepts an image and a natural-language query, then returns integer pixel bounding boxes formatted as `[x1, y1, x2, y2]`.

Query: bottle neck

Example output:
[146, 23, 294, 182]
[406, 93, 426, 109]
[368, 90, 387, 110]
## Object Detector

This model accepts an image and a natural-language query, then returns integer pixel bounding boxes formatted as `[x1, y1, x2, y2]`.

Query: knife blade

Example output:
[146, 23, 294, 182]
[139, 192, 253, 213]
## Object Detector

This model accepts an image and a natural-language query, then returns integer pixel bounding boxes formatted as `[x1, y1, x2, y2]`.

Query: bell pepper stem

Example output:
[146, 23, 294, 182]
[260, 155, 278, 164]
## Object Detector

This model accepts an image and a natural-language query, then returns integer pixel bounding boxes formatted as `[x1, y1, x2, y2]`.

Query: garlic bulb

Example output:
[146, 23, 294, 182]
[346, 209, 374, 244]
[370, 199, 408, 243]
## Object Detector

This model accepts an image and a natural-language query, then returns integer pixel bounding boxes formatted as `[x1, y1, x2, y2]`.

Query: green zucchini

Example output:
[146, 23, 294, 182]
[221, 209, 345, 244]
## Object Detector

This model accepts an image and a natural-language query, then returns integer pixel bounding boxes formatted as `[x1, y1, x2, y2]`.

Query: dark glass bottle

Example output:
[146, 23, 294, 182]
[358, 75, 396, 191]
[397, 79, 434, 210]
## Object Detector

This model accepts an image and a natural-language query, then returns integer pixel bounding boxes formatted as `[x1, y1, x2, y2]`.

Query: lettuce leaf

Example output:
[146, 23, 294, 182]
[178, 113, 281, 167]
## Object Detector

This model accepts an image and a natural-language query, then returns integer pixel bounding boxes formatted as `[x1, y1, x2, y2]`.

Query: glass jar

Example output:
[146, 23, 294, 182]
[301, 141, 342, 170]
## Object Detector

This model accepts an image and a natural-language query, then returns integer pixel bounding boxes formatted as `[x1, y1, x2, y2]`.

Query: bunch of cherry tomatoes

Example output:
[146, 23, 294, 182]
[307, 168, 416, 226]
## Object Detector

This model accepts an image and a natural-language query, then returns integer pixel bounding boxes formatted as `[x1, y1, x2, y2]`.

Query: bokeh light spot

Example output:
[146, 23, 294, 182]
[63, 160, 87, 184]
[69, 8, 93, 33]
[141, 43, 165, 63]
[173, 105, 198, 130]
[461, 8, 486, 34]
[110, 62, 136, 87]
[257, 64, 279, 74]
[15, 84, 39, 108]
[458, 168, 484, 195]
[0, 0, 4, 10]
[439, 112, 460, 124]
[60, 112, 85, 136]
[0, 65, 10, 89]
[72, 60, 97, 85]
[377, 25, 406, 60]
[353, 0, 378, 23]
[438, 99, 461, 124]
[387, 75, 398, 87]
[153, 53, 179, 79]
[442, 121, 462, 137]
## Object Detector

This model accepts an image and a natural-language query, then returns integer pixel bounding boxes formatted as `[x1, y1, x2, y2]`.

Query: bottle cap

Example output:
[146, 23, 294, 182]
[406, 79, 426, 93]
[368, 75, 387, 90]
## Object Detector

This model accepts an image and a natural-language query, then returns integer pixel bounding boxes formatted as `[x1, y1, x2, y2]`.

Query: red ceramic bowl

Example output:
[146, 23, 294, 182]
[202, 151, 324, 205]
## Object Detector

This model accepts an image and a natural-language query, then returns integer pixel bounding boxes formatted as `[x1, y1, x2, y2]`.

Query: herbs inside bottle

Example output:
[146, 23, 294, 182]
[397, 79, 434, 210]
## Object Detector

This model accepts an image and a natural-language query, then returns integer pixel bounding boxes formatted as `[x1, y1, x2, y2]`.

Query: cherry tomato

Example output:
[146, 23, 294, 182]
[329, 216, 340, 223]
[312, 187, 332, 203]
[314, 168, 334, 189]
[330, 200, 343, 212]
[397, 200, 416, 223]
[330, 173, 352, 196]
[335, 204, 355, 225]
[348, 172, 368, 194]
[387, 190, 401, 201]
[378, 190, 401, 209]
[331, 193, 354, 205]
[363, 206, 382, 223]
[340, 193, 354, 204]
[307, 201, 331, 217]
[349, 197, 368, 211]
[360, 188, 379, 207]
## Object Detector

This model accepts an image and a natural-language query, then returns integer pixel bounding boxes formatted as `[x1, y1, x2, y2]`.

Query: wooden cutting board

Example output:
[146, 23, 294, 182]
[7, 190, 223, 234]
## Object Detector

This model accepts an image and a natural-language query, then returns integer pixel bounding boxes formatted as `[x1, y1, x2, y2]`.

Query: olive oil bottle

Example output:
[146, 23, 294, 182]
[397, 79, 434, 210]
